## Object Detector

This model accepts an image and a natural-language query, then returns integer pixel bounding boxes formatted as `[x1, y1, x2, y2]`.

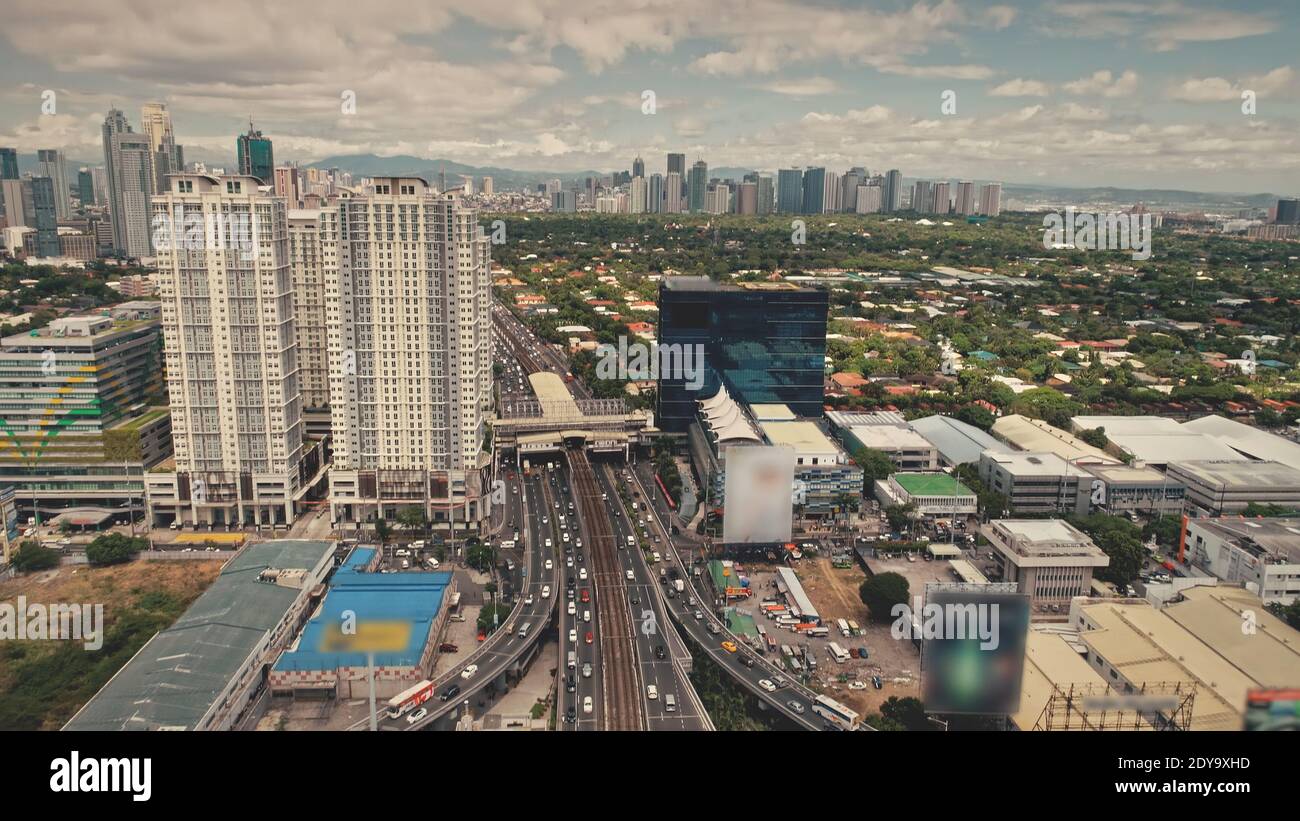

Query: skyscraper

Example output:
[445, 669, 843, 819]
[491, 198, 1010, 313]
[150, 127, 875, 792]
[140, 103, 180, 191]
[648, 173, 664, 214]
[777, 168, 803, 214]
[480, 176, 493, 196]
[102, 108, 155, 257]
[36, 149, 70, 220]
[912, 180, 933, 214]
[801, 167, 826, 215]
[150, 173, 306, 527]
[737, 181, 757, 215]
[0, 147, 17, 180]
[822, 171, 840, 215]
[326, 178, 494, 531]
[931, 181, 951, 215]
[955, 181, 977, 216]
[1276, 198, 1300, 225]
[632, 156, 645, 179]
[663, 172, 682, 213]
[273, 166, 300, 206]
[979, 182, 1003, 217]
[287, 207, 336, 422]
[884, 169, 903, 213]
[77, 168, 95, 210]
[629, 175, 648, 213]
[0, 178, 31, 227]
[755, 174, 774, 215]
[236, 121, 274, 183]
[855, 182, 883, 214]
[30, 177, 61, 256]
[688, 160, 708, 212]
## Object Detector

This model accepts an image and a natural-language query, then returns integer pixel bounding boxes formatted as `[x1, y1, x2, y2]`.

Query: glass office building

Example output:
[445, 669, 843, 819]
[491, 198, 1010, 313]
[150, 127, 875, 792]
[657, 276, 828, 431]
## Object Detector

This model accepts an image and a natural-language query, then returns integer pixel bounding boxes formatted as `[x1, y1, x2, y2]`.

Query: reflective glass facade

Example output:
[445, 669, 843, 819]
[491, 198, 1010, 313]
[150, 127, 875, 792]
[657, 277, 828, 431]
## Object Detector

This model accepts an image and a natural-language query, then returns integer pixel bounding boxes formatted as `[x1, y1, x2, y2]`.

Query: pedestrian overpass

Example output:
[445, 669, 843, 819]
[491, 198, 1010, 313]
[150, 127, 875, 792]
[493, 372, 653, 463]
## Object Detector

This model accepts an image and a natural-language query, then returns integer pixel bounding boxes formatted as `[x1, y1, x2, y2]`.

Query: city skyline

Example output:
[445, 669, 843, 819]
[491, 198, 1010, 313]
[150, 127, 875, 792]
[0, 1, 1295, 193]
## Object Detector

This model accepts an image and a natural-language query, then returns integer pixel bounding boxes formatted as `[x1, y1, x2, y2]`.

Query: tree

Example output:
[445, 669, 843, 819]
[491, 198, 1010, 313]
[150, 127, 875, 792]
[859, 572, 910, 623]
[1078, 426, 1109, 449]
[85, 533, 145, 567]
[477, 602, 511, 633]
[955, 404, 995, 431]
[883, 502, 915, 533]
[1141, 517, 1181, 550]
[878, 696, 935, 731]
[396, 506, 426, 534]
[1094, 530, 1146, 585]
[852, 447, 894, 485]
[11, 541, 59, 573]
[373, 518, 391, 546]
[466, 542, 495, 572]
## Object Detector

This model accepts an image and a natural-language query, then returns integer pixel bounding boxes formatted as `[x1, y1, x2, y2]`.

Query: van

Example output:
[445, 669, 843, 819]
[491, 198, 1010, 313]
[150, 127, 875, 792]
[567, 651, 577, 670]
[651, 551, 661, 563]
[664, 694, 677, 712]
[518, 623, 530, 638]
[499, 540, 516, 550]
[411, 541, 425, 551]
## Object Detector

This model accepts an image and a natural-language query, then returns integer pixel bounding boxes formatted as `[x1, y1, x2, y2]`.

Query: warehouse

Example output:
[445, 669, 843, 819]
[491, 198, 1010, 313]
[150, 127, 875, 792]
[775, 566, 821, 625]
[1166, 459, 1300, 515]
[909, 414, 1013, 467]
[1183, 518, 1300, 604]
[875, 472, 977, 517]
[1070, 415, 1247, 467]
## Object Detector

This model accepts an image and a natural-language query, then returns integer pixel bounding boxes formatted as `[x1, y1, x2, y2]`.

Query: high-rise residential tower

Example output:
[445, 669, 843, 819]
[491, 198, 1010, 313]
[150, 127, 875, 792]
[326, 178, 494, 533]
[979, 182, 1003, 217]
[140, 103, 181, 191]
[0, 147, 17, 180]
[147, 173, 309, 527]
[688, 160, 708, 212]
[801, 167, 826, 215]
[102, 109, 155, 257]
[884, 169, 903, 212]
[777, 169, 803, 214]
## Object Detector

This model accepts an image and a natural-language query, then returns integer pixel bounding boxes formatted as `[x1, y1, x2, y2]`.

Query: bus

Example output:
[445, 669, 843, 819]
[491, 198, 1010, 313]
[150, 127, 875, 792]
[836, 618, 851, 637]
[812, 694, 861, 731]
[827, 642, 850, 663]
[804, 626, 830, 638]
[386, 679, 436, 719]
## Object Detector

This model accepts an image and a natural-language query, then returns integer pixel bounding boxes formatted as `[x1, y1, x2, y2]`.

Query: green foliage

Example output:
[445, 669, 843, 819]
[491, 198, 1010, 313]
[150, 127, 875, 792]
[864, 696, 936, 732]
[852, 447, 895, 484]
[477, 602, 511, 633]
[859, 572, 910, 623]
[11, 541, 60, 572]
[883, 503, 916, 533]
[466, 542, 495, 572]
[1068, 513, 1145, 585]
[1077, 426, 1109, 449]
[84, 533, 146, 567]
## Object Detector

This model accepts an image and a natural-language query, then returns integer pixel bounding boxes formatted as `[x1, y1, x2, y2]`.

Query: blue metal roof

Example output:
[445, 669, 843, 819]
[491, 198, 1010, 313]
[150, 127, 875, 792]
[273, 550, 453, 672]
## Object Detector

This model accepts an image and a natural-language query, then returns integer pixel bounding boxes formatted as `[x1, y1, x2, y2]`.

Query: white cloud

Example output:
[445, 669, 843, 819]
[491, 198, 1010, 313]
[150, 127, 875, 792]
[989, 78, 1051, 97]
[1063, 69, 1138, 98]
[758, 77, 841, 96]
[1169, 66, 1297, 103]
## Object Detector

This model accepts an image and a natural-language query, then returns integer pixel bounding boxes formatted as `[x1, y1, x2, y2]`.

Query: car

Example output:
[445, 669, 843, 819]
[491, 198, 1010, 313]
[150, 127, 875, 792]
[872, 675, 884, 690]
[576, 553, 584, 564]
[460, 664, 479, 680]
[693, 610, 704, 621]
[787, 700, 806, 714]
[541, 585, 551, 599]
[438, 642, 458, 653]
[629, 592, 639, 605]
[646, 684, 659, 700]
[544, 559, 553, 570]
[579, 568, 588, 580]
[741, 655, 755, 668]
[440, 684, 461, 701]
[583, 696, 593, 715]
[758, 679, 777, 693]
[581, 662, 592, 679]
[575, 538, 583, 548]
[567, 588, 575, 600]
[583, 609, 591, 623]
[523, 595, 534, 606]
[654, 645, 666, 660]
[568, 628, 577, 644]
[563, 706, 576, 724]
[849, 681, 868, 690]
[565, 674, 575, 693]
[625, 570, 634, 580]
[568, 601, 576, 616]
[707, 623, 721, 635]
[585, 631, 593, 645]
[580, 588, 590, 603]
[566, 556, 574, 568]
[406, 707, 428, 724]
[720, 641, 738, 653]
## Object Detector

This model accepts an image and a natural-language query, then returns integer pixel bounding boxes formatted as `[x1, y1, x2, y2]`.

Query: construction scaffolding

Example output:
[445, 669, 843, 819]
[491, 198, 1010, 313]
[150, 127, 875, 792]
[1033, 681, 1197, 731]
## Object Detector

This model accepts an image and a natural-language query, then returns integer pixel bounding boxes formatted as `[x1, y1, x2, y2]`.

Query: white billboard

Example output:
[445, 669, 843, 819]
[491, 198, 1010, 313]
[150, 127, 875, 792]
[723, 445, 795, 544]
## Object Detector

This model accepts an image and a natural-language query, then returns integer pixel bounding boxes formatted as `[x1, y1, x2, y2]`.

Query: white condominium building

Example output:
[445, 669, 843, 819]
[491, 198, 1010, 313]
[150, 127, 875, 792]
[287, 207, 337, 419]
[326, 177, 493, 533]
[147, 173, 310, 528]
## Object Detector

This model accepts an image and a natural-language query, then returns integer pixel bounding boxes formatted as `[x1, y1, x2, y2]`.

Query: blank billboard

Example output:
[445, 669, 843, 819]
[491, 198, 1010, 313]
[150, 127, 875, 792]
[920, 589, 1031, 715]
[723, 445, 795, 544]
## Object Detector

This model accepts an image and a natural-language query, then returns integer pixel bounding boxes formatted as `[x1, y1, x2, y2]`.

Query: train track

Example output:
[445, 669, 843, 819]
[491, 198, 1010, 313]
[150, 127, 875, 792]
[567, 448, 644, 731]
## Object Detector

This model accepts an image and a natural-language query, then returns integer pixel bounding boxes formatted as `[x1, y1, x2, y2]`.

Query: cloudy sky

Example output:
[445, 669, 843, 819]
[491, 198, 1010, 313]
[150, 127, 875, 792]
[1, 0, 1297, 192]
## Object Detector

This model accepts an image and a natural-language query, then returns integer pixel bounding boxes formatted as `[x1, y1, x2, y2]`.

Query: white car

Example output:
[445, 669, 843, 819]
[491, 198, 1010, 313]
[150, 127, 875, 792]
[406, 707, 428, 724]
[646, 684, 659, 700]
[849, 681, 868, 690]
[583, 696, 593, 715]
[625, 570, 634, 581]
[460, 664, 479, 680]
[579, 568, 588, 581]
[545, 559, 553, 570]
[583, 609, 591, 623]
[541, 585, 551, 599]
[758, 679, 777, 693]
[568, 628, 578, 644]
[568, 601, 576, 616]
[566, 556, 574, 568]
[524, 594, 534, 606]
[575, 538, 583, 548]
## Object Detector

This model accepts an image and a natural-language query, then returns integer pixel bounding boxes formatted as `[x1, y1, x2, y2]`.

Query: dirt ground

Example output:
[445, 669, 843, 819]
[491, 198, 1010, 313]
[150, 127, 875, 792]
[795, 557, 869, 624]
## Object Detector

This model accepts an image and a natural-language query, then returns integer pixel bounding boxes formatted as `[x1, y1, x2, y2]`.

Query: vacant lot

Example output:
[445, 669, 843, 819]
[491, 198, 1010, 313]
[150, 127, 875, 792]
[0, 560, 222, 730]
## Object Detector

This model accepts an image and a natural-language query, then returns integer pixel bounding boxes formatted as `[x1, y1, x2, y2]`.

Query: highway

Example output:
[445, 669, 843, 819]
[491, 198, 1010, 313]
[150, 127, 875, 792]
[380, 466, 556, 731]
[619, 461, 836, 731]
[492, 301, 592, 399]
[566, 448, 645, 730]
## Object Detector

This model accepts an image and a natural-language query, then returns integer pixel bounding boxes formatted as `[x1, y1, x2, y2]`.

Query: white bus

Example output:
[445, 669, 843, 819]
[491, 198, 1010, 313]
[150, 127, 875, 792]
[827, 642, 850, 663]
[836, 618, 850, 637]
[812, 694, 860, 730]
